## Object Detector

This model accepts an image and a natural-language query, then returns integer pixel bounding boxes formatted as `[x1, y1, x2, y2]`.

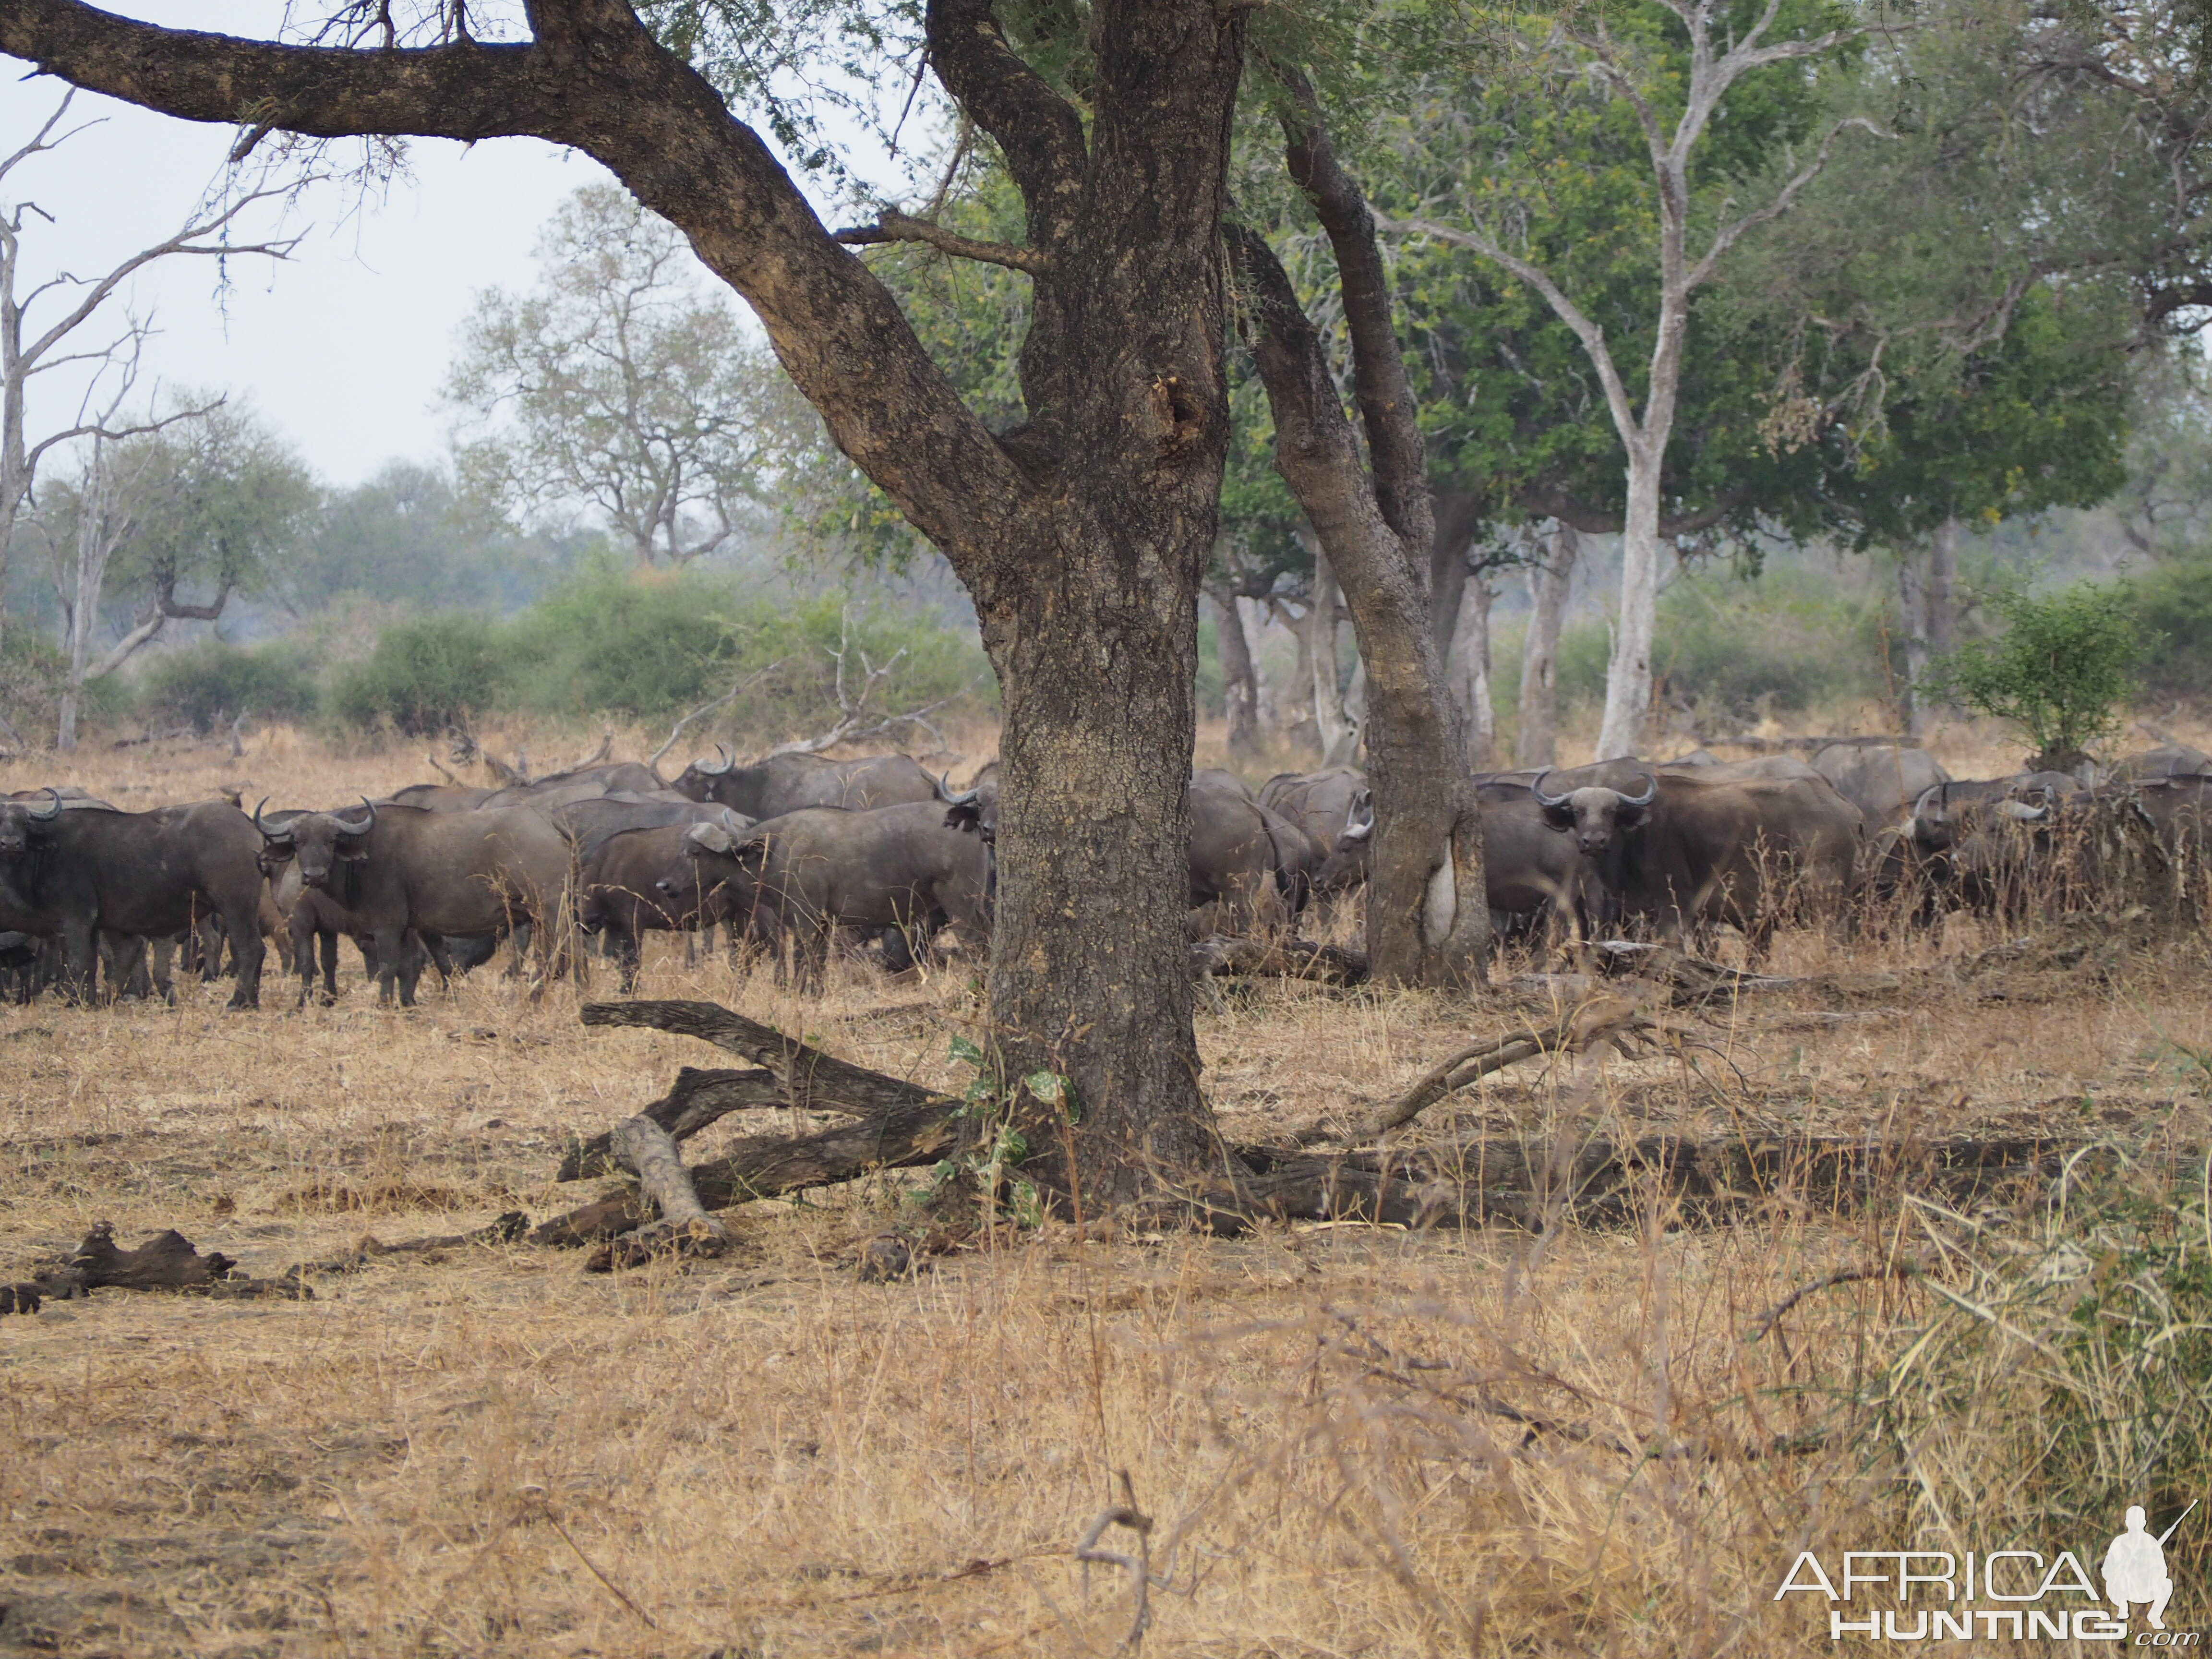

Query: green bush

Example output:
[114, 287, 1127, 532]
[1928, 580, 2146, 770]
[332, 613, 506, 735]
[1555, 565, 1893, 718]
[321, 573, 996, 740]
[139, 639, 320, 733]
[504, 571, 741, 717]
[2135, 556, 2212, 696]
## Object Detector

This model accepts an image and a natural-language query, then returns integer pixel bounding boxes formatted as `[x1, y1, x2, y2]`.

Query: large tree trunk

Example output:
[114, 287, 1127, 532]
[977, 518, 1214, 1203]
[1596, 437, 1666, 760]
[1516, 519, 1575, 768]
[1210, 583, 1260, 754]
[1300, 532, 1356, 764]
[1226, 93, 1490, 988]
[1452, 573, 1494, 770]
[1896, 518, 1959, 735]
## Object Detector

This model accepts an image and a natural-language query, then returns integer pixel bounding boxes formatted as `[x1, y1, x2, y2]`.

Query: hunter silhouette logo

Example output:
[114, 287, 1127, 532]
[1776, 1501, 2201, 1642]
[2105, 1501, 2193, 1632]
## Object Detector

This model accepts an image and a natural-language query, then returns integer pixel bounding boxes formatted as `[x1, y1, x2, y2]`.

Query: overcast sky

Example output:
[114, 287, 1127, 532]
[0, 8, 913, 491]
[0, 79, 630, 484]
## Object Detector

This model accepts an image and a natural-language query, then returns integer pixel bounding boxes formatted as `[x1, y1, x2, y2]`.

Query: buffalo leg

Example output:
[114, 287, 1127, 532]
[419, 932, 456, 991]
[148, 934, 178, 1003]
[613, 922, 642, 996]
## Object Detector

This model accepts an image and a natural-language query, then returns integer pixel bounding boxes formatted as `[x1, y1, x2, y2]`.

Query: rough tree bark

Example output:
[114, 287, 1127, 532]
[1298, 530, 1357, 764]
[0, 0, 1243, 1202]
[1516, 519, 1576, 767]
[1451, 572, 1495, 770]
[1209, 583, 1260, 753]
[1896, 516, 1960, 734]
[1226, 76, 1490, 987]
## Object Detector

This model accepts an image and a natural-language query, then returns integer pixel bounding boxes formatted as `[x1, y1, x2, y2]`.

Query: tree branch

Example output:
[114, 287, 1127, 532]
[833, 208, 1050, 274]
[1271, 60, 1430, 558]
[1687, 118, 1882, 289]
[922, 0, 1086, 245]
[1382, 213, 1644, 451]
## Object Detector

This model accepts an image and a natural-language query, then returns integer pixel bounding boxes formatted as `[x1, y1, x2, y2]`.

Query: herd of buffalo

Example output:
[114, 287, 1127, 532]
[1, 734, 2208, 1009]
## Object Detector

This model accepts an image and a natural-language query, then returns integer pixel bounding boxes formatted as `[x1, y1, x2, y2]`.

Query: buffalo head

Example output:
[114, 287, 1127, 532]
[936, 771, 996, 844]
[0, 787, 62, 860]
[1532, 770, 1658, 857]
[258, 796, 376, 890]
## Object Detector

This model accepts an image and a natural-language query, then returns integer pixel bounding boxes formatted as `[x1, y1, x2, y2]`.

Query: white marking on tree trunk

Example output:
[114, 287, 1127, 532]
[1422, 853, 1458, 946]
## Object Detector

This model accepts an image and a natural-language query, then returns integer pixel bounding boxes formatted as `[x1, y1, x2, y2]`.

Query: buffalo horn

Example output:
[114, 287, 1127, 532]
[1622, 772, 1659, 808]
[29, 786, 62, 822]
[1911, 784, 1947, 824]
[693, 744, 734, 776]
[332, 796, 377, 836]
[1530, 771, 1572, 809]
[935, 770, 981, 808]
[252, 796, 293, 843]
[1999, 799, 2049, 822]
[1341, 795, 1374, 844]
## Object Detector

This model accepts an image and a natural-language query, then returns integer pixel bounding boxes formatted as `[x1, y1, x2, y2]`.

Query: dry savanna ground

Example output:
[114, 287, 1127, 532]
[4, 720, 2212, 1657]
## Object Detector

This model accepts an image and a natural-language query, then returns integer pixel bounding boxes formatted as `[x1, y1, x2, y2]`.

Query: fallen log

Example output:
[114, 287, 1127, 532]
[535, 1002, 965, 1252]
[600, 1114, 730, 1268]
[581, 1000, 942, 1118]
[1191, 1132, 2102, 1235]
[22, 1222, 309, 1301]
[1190, 936, 1370, 986]
[559, 1066, 784, 1179]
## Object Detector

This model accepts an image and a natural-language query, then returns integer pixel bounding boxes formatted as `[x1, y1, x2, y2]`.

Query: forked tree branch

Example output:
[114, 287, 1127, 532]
[833, 208, 1051, 274]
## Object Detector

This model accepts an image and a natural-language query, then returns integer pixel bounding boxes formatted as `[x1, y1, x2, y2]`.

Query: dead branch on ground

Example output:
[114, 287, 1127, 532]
[17, 1221, 309, 1304]
[1191, 935, 1369, 985]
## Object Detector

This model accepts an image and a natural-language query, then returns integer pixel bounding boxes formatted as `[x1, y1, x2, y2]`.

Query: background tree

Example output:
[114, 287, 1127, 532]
[448, 184, 780, 568]
[1229, 67, 1492, 986]
[1390, 0, 1869, 760]
[33, 398, 313, 747]
[1723, 0, 2140, 727]
[0, 92, 293, 657]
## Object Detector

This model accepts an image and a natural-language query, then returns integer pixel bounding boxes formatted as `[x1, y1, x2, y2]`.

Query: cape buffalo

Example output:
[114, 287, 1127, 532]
[582, 820, 744, 992]
[1189, 773, 1317, 929]
[1531, 760, 1863, 943]
[1809, 742, 1950, 830]
[1260, 768, 1369, 893]
[674, 749, 938, 818]
[1335, 772, 1599, 943]
[672, 802, 993, 985]
[0, 790, 269, 1007]
[255, 799, 572, 1005]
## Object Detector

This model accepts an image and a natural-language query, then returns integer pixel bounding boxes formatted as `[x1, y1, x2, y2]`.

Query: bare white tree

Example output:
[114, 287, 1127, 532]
[0, 94, 298, 661]
[1391, 0, 1876, 759]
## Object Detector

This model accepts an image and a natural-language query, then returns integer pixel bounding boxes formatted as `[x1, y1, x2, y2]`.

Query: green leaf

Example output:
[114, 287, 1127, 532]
[948, 1034, 986, 1066]
[1022, 1070, 1064, 1103]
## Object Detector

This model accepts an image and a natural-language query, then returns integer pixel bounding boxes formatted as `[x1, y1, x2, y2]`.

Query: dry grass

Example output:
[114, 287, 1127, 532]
[4, 728, 2212, 1656]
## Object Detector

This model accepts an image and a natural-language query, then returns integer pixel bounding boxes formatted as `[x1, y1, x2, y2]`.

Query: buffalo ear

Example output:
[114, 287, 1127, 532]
[737, 833, 773, 871]
[944, 803, 981, 834]
[1617, 801, 1653, 830]
[1538, 803, 1576, 832]
[337, 838, 372, 862]
[686, 822, 735, 856]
